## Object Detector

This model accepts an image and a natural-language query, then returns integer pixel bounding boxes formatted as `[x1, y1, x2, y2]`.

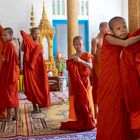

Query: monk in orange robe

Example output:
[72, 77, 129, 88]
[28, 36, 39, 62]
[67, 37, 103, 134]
[20, 28, 50, 115]
[96, 16, 140, 140]
[91, 22, 110, 118]
[0, 25, 7, 119]
[60, 36, 96, 131]
[0, 27, 19, 121]
[120, 28, 140, 140]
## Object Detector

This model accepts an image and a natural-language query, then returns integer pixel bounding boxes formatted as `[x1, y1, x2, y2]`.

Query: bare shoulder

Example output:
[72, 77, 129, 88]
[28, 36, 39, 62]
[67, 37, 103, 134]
[92, 35, 100, 44]
[12, 38, 19, 48]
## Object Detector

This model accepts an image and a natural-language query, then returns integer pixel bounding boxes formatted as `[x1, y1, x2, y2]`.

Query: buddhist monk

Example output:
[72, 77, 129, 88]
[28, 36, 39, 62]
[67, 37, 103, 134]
[0, 27, 19, 121]
[0, 25, 7, 118]
[20, 27, 50, 117]
[91, 22, 110, 118]
[96, 16, 140, 140]
[106, 17, 140, 140]
[60, 36, 96, 131]
[0, 25, 7, 119]
[119, 26, 140, 140]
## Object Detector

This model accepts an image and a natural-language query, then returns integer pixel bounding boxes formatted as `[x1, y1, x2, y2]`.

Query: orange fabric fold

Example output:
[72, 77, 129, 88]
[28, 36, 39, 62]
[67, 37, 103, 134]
[96, 36, 130, 140]
[92, 67, 98, 104]
[61, 52, 96, 131]
[20, 31, 51, 108]
[0, 25, 4, 70]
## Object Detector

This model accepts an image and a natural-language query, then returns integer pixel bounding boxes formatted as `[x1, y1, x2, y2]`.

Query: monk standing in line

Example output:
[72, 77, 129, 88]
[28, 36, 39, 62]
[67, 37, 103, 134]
[96, 16, 140, 140]
[60, 36, 96, 131]
[103, 17, 140, 140]
[0, 25, 7, 119]
[91, 22, 110, 118]
[0, 27, 19, 121]
[20, 27, 50, 117]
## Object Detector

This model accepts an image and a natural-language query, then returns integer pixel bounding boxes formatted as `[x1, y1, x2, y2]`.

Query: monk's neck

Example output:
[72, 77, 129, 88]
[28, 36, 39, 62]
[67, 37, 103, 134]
[33, 39, 39, 43]
[76, 51, 82, 56]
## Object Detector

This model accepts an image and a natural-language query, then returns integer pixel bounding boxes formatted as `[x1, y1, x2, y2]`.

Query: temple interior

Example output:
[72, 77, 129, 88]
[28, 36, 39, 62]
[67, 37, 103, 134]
[0, 0, 140, 139]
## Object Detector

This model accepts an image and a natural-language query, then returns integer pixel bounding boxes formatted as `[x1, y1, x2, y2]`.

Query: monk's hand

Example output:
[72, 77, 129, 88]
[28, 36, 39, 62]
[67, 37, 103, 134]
[73, 56, 81, 63]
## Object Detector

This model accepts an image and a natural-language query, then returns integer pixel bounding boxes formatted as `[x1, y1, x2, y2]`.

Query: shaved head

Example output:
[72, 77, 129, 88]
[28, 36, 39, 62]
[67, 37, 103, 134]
[3, 27, 13, 36]
[109, 16, 126, 30]
[99, 22, 108, 29]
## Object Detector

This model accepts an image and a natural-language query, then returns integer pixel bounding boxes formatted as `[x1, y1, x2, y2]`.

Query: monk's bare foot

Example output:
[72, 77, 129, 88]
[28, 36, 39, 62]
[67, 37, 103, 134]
[12, 115, 19, 121]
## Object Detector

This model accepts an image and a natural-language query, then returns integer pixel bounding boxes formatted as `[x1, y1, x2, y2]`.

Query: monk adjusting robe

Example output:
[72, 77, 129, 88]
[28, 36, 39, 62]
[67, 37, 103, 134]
[96, 35, 130, 140]
[0, 40, 19, 110]
[20, 31, 50, 108]
[120, 29, 140, 139]
[69, 54, 94, 120]
[61, 52, 96, 131]
[0, 25, 7, 118]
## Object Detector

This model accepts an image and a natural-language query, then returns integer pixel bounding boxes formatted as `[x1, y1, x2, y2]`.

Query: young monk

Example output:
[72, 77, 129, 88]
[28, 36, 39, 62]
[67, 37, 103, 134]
[60, 36, 96, 131]
[0, 27, 19, 121]
[96, 16, 140, 140]
[20, 27, 50, 117]
[114, 19, 140, 140]
[0, 25, 7, 119]
[91, 22, 110, 118]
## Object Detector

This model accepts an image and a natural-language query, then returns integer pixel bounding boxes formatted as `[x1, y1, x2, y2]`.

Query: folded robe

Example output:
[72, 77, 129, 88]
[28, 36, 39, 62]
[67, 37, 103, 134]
[96, 35, 130, 140]
[120, 28, 140, 112]
[0, 25, 7, 117]
[0, 41, 19, 109]
[61, 52, 96, 131]
[20, 31, 51, 108]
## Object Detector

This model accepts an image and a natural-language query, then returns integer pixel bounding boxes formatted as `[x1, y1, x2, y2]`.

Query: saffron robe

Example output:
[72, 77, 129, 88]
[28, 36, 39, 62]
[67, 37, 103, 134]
[0, 25, 7, 118]
[120, 28, 140, 113]
[92, 53, 100, 104]
[61, 52, 96, 131]
[0, 41, 19, 109]
[20, 31, 50, 108]
[69, 53, 94, 120]
[96, 36, 130, 140]
[120, 29, 140, 139]
[0, 25, 4, 68]
[92, 67, 98, 104]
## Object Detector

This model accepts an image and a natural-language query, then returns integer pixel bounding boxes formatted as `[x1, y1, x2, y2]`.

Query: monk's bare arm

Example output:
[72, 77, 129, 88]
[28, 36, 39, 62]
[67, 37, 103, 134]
[91, 38, 98, 55]
[79, 58, 92, 69]
[106, 35, 140, 47]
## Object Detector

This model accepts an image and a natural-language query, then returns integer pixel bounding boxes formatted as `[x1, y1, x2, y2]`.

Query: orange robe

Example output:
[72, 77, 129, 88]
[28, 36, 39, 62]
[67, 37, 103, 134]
[96, 36, 130, 140]
[0, 41, 19, 109]
[92, 67, 98, 104]
[92, 54, 100, 104]
[69, 53, 94, 120]
[20, 31, 51, 108]
[120, 29, 140, 139]
[61, 52, 96, 131]
[0, 26, 8, 117]
[0, 25, 4, 68]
